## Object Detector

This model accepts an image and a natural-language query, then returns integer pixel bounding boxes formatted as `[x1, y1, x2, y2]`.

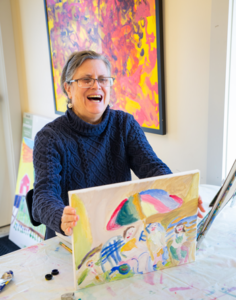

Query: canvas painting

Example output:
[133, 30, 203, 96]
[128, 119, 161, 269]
[9, 137, 46, 248]
[9, 113, 51, 248]
[69, 170, 199, 290]
[44, 0, 166, 134]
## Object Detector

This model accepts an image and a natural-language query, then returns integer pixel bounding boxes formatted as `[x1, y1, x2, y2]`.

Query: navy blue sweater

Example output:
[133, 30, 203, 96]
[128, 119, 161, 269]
[32, 106, 171, 239]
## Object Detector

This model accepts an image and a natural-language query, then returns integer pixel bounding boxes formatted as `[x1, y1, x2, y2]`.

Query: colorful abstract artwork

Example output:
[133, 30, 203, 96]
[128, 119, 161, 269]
[69, 171, 199, 290]
[9, 113, 51, 248]
[9, 138, 46, 248]
[44, 0, 166, 134]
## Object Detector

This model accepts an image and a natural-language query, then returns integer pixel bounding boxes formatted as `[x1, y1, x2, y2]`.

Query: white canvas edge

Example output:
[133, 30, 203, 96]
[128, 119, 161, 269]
[68, 169, 200, 197]
[68, 195, 77, 291]
[68, 169, 200, 291]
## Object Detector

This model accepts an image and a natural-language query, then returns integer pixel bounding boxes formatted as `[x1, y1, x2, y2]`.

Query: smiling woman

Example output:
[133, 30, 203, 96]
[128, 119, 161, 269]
[32, 50, 203, 241]
[65, 62, 110, 123]
[61, 51, 114, 124]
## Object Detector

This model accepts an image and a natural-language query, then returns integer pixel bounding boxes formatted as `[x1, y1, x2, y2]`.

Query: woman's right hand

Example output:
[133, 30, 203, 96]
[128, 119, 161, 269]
[61, 206, 79, 235]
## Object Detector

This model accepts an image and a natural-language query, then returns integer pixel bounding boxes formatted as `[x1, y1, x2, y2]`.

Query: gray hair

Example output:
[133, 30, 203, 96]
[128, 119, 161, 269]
[61, 50, 112, 103]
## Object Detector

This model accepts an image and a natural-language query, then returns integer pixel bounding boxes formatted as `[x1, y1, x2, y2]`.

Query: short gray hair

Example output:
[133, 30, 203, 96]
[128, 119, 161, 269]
[61, 50, 112, 103]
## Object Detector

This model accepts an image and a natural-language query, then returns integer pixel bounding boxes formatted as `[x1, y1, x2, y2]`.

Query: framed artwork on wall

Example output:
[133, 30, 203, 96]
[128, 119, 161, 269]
[44, 0, 166, 134]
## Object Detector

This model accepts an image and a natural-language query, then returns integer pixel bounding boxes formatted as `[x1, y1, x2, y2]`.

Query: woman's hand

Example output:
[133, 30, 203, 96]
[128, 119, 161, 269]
[197, 196, 205, 218]
[61, 206, 79, 235]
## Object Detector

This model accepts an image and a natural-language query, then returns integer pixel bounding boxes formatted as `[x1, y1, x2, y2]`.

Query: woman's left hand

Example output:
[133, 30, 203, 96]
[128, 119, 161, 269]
[197, 196, 205, 218]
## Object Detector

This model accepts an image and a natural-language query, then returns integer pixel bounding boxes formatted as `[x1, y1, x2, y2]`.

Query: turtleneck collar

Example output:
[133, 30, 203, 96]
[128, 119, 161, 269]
[65, 105, 110, 136]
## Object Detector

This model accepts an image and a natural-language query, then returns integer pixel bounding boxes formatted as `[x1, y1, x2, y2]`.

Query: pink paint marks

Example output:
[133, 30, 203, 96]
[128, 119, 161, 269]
[19, 174, 30, 195]
[46, 0, 56, 5]
[144, 272, 155, 286]
[25, 245, 39, 253]
[160, 272, 163, 284]
[141, 194, 172, 213]
[135, 1, 150, 22]
[106, 286, 116, 297]
[170, 286, 193, 292]
[169, 195, 184, 205]
[145, 77, 158, 101]
[106, 199, 127, 230]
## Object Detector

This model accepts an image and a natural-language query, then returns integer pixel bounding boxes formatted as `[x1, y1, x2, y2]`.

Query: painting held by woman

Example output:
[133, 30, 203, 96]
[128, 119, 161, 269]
[70, 171, 201, 289]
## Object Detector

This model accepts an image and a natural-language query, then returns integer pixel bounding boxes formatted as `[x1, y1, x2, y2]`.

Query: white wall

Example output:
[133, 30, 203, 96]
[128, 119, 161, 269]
[10, 0, 230, 185]
[0, 0, 22, 225]
[146, 0, 212, 184]
[11, 0, 58, 120]
[206, 0, 229, 185]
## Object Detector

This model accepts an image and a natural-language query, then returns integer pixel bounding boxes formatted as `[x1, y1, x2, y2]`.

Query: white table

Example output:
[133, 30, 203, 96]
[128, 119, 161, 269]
[1, 185, 236, 300]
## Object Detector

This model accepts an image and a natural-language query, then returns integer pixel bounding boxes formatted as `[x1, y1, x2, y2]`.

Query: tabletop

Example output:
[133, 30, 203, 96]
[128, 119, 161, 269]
[1, 184, 236, 300]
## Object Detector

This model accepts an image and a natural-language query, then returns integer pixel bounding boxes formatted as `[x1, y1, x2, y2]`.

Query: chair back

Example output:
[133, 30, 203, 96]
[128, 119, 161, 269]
[25, 189, 42, 227]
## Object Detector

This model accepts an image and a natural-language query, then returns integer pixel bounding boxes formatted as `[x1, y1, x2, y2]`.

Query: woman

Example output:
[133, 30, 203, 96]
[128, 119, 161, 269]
[120, 226, 151, 274]
[146, 222, 168, 266]
[32, 50, 205, 239]
[169, 223, 188, 264]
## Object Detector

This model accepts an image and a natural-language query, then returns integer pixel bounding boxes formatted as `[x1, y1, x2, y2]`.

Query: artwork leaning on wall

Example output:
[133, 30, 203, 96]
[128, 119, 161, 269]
[69, 170, 199, 290]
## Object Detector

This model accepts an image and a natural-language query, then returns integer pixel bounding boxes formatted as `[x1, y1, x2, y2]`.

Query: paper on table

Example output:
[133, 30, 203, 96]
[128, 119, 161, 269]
[56, 232, 72, 246]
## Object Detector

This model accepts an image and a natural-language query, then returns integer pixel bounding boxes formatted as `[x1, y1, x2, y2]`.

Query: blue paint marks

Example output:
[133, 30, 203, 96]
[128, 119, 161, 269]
[221, 287, 236, 298]
[24, 137, 34, 149]
[139, 230, 147, 241]
[100, 237, 125, 272]
[140, 189, 180, 210]
[109, 264, 130, 275]
[13, 195, 22, 208]
[167, 215, 197, 230]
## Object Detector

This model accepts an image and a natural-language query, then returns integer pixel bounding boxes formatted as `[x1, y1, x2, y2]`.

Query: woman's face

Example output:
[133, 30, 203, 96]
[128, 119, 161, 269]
[150, 223, 158, 232]
[176, 225, 184, 232]
[125, 227, 135, 240]
[87, 261, 94, 268]
[65, 59, 111, 124]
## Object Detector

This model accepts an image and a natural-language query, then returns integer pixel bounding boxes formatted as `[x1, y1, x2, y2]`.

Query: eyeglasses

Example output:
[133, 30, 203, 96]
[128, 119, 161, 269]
[67, 77, 115, 88]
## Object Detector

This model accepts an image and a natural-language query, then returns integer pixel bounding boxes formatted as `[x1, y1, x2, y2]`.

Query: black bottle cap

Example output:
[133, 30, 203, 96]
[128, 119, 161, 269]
[51, 269, 59, 275]
[45, 274, 53, 280]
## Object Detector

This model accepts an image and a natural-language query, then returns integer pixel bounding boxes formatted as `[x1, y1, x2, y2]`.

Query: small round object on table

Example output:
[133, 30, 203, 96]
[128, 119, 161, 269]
[45, 274, 53, 280]
[61, 292, 75, 300]
[51, 269, 59, 275]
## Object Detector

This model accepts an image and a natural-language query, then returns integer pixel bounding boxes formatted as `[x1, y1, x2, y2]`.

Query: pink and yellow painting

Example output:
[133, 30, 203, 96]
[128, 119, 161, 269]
[69, 171, 199, 290]
[44, 0, 165, 134]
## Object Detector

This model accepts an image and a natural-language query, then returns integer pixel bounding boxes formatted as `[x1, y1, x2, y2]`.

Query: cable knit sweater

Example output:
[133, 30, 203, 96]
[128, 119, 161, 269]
[32, 106, 172, 239]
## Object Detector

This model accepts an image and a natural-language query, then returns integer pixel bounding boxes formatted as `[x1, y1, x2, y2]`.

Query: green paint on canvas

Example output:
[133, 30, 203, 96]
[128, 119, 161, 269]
[116, 196, 140, 225]
[78, 268, 89, 285]
[109, 270, 134, 282]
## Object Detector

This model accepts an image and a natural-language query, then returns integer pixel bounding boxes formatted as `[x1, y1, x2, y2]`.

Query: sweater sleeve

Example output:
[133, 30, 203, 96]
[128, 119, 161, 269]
[125, 115, 172, 178]
[32, 127, 65, 235]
